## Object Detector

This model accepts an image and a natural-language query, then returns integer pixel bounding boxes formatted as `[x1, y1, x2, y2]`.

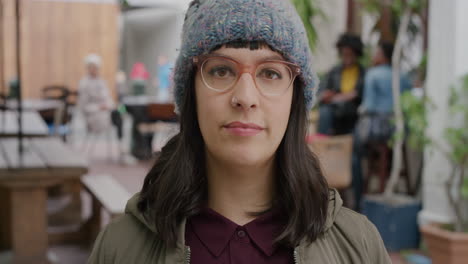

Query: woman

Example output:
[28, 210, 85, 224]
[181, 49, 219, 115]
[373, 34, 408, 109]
[352, 42, 412, 210]
[78, 54, 123, 140]
[317, 33, 365, 135]
[88, 0, 390, 263]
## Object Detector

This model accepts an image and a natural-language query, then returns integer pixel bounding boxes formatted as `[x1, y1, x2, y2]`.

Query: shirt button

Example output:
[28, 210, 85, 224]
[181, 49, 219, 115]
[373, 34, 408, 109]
[237, 230, 246, 238]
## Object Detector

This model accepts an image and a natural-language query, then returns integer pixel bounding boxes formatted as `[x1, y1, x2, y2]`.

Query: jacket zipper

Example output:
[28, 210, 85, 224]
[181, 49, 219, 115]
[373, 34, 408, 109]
[185, 246, 298, 263]
[185, 246, 191, 264]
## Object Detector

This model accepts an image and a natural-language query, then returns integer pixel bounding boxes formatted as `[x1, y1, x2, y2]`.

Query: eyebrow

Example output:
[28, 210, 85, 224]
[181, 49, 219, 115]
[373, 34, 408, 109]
[210, 52, 284, 61]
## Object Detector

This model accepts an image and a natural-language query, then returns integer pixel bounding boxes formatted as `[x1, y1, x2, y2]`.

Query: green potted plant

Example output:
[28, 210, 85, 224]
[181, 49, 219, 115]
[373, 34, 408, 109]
[358, 0, 428, 252]
[419, 74, 468, 264]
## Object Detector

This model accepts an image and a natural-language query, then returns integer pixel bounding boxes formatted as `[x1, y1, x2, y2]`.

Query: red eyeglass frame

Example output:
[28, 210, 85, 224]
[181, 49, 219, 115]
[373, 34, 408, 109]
[192, 54, 301, 95]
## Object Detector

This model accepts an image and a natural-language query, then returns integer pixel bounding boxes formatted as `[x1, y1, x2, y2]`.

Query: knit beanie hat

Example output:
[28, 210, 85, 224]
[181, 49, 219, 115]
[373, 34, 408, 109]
[173, 0, 318, 112]
[84, 54, 102, 67]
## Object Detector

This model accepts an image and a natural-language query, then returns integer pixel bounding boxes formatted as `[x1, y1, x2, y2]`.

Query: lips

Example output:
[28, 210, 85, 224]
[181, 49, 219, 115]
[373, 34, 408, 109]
[223, 121, 264, 136]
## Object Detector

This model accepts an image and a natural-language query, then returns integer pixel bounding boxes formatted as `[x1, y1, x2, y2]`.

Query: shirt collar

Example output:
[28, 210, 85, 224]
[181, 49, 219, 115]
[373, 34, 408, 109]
[188, 207, 286, 257]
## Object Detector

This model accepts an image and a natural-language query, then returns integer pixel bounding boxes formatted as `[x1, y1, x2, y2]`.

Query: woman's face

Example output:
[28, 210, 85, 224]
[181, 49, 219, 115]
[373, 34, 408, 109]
[195, 46, 294, 167]
[87, 64, 99, 78]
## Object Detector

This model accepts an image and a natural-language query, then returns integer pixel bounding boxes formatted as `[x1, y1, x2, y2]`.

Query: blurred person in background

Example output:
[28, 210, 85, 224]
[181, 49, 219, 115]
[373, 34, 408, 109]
[77, 54, 123, 144]
[115, 70, 127, 102]
[130, 62, 150, 95]
[317, 33, 365, 135]
[88, 1, 390, 263]
[155, 55, 173, 102]
[351, 42, 412, 211]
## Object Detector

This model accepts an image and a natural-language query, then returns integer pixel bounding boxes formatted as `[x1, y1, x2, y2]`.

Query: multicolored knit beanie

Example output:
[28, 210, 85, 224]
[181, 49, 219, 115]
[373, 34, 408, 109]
[173, 0, 318, 112]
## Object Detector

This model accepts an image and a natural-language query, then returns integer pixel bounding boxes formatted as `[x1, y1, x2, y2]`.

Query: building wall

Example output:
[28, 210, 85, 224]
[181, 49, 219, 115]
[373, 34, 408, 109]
[455, 0, 468, 77]
[1, 0, 119, 99]
[120, 0, 350, 94]
[419, 0, 468, 224]
[1, 0, 17, 94]
[312, 0, 348, 75]
[120, 7, 184, 93]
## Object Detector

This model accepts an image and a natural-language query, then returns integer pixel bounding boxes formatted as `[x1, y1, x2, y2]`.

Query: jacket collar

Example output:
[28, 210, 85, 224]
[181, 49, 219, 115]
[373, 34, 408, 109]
[126, 189, 343, 262]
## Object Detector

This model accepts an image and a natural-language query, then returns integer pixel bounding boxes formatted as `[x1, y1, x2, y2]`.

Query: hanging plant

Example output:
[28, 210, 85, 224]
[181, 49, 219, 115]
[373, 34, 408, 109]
[291, 0, 326, 50]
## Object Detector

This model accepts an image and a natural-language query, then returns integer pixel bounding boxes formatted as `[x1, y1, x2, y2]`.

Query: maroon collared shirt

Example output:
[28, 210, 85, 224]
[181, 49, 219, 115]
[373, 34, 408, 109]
[185, 207, 294, 264]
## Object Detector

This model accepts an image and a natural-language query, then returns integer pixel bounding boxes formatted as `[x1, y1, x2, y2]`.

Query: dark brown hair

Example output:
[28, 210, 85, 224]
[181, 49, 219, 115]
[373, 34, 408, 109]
[379, 41, 395, 63]
[336, 33, 364, 57]
[138, 41, 329, 248]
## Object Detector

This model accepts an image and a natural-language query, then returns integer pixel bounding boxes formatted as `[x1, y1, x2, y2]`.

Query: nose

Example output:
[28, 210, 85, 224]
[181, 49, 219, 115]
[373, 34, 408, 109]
[231, 73, 259, 111]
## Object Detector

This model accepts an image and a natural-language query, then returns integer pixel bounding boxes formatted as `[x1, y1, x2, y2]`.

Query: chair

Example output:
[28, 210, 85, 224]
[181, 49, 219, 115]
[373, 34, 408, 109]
[308, 134, 353, 189]
[146, 103, 177, 121]
[79, 105, 124, 161]
[147, 103, 177, 153]
[81, 114, 122, 161]
[41, 85, 72, 140]
[0, 92, 6, 111]
[140, 103, 178, 152]
[364, 142, 411, 194]
[364, 143, 391, 193]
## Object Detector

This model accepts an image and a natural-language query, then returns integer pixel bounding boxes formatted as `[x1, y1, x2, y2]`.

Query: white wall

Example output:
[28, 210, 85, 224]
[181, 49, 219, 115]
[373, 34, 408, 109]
[311, 0, 348, 74]
[361, 10, 424, 73]
[122, 0, 349, 79]
[455, 0, 468, 77]
[120, 7, 186, 93]
[419, 0, 468, 225]
[128, 0, 191, 10]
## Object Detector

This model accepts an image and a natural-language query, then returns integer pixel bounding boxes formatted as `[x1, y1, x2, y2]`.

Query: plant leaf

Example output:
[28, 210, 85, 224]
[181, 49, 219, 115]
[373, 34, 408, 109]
[462, 178, 468, 198]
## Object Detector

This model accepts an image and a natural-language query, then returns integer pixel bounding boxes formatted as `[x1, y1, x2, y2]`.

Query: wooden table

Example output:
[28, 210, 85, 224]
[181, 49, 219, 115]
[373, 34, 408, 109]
[0, 138, 88, 264]
[5, 99, 62, 112]
[121, 95, 165, 106]
[122, 96, 176, 159]
[0, 110, 49, 137]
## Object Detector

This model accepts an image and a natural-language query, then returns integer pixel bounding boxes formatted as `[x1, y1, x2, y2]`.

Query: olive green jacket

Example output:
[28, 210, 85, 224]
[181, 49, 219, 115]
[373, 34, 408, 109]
[88, 189, 391, 263]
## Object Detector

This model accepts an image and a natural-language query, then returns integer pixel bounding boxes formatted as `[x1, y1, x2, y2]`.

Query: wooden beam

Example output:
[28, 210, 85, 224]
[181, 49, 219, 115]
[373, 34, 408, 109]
[346, 0, 354, 33]
[10, 188, 49, 264]
[0, 0, 4, 94]
[2, 0, 119, 99]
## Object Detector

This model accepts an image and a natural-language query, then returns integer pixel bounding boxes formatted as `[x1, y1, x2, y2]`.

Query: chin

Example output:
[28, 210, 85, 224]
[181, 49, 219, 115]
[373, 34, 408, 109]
[222, 146, 273, 167]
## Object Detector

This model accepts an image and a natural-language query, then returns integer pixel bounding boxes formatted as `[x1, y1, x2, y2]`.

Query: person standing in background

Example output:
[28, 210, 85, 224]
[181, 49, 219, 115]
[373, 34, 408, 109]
[155, 55, 173, 102]
[130, 62, 150, 96]
[77, 54, 123, 145]
[351, 42, 412, 211]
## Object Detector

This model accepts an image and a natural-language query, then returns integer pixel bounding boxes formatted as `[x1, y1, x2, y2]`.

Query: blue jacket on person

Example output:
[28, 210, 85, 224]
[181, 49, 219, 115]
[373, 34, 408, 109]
[361, 64, 412, 114]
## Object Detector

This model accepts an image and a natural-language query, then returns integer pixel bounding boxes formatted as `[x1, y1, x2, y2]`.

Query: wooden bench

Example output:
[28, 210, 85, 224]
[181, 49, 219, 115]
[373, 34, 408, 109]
[81, 175, 132, 243]
[0, 138, 88, 262]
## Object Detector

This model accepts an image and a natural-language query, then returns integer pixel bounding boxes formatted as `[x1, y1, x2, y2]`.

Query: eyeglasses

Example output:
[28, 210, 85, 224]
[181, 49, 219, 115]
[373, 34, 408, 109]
[193, 55, 301, 96]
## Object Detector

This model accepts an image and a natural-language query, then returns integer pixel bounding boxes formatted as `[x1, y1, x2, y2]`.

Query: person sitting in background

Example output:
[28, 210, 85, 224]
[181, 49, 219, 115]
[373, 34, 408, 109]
[77, 54, 123, 141]
[351, 42, 412, 211]
[317, 33, 365, 135]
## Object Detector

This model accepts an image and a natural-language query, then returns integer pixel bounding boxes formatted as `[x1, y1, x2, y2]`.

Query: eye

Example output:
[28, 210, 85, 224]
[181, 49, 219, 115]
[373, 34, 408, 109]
[258, 69, 282, 80]
[208, 66, 235, 78]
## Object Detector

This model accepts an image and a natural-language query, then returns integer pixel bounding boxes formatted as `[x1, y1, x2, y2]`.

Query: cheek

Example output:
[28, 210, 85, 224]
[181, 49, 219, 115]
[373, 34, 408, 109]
[267, 91, 293, 141]
[195, 75, 222, 138]
[195, 77, 210, 134]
